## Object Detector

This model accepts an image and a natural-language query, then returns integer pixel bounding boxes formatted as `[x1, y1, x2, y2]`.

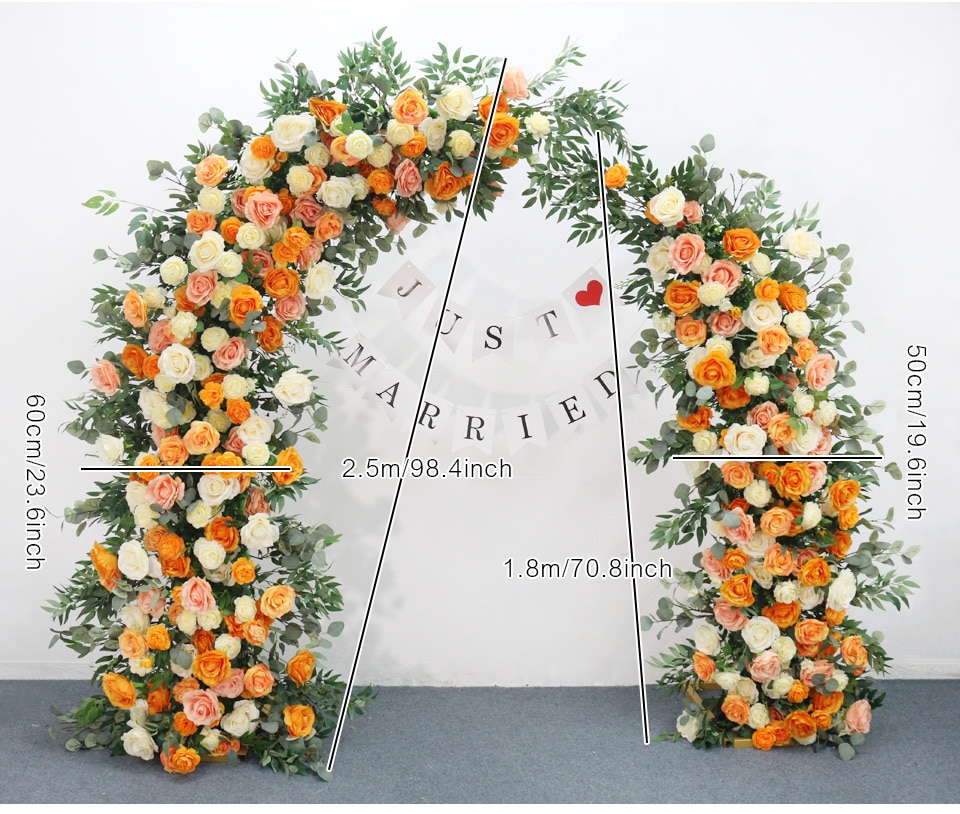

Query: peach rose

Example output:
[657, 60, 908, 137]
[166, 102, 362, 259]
[663, 280, 701, 316]
[160, 746, 201, 775]
[212, 668, 245, 699]
[763, 543, 795, 576]
[180, 576, 216, 614]
[260, 584, 296, 619]
[186, 269, 218, 307]
[243, 663, 275, 698]
[386, 212, 411, 234]
[395, 159, 424, 197]
[212, 336, 248, 371]
[765, 413, 796, 449]
[701, 549, 732, 582]
[182, 688, 222, 726]
[145, 474, 185, 511]
[841, 635, 869, 668]
[283, 704, 316, 739]
[845, 699, 872, 734]
[502, 66, 529, 100]
[721, 694, 750, 725]
[707, 311, 743, 337]
[714, 599, 748, 631]
[719, 574, 755, 607]
[91, 359, 121, 396]
[392, 87, 429, 124]
[721, 461, 754, 490]
[805, 353, 837, 392]
[148, 319, 173, 353]
[122, 290, 148, 328]
[722, 228, 761, 262]
[702, 260, 743, 294]
[183, 421, 220, 455]
[244, 190, 283, 230]
[292, 194, 324, 228]
[186, 209, 218, 235]
[760, 507, 796, 539]
[668, 233, 705, 275]
[196, 154, 230, 187]
[757, 325, 791, 357]
[746, 402, 778, 431]
[693, 351, 737, 390]
[674, 316, 708, 348]
[748, 650, 782, 683]
[286, 650, 316, 686]
[722, 507, 756, 547]
[157, 436, 188, 468]
[138, 589, 166, 619]
[682, 201, 703, 224]
[102, 672, 137, 709]
[119, 628, 148, 659]
[245, 487, 271, 516]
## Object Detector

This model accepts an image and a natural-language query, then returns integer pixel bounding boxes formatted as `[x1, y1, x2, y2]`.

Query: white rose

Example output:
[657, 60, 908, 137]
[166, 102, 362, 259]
[222, 374, 248, 400]
[711, 673, 739, 693]
[206, 410, 230, 433]
[273, 370, 312, 406]
[197, 608, 222, 631]
[194, 537, 227, 571]
[197, 474, 233, 507]
[696, 282, 726, 307]
[122, 725, 158, 761]
[765, 672, 795, 699]
[795, 733, 817, 746]
[723, 424, 767, 456]
[419, 116, 447, 152]
[154, 374, 176, 394]
[740, 341, 780, 370]
[385, 119, 414, 146]
[741, 299, 783, 332]
[774, 580, 800, 604]
[798, 585, 824, 611]
[159, 256, 188, 286]
[214, 634, 241, 661]
[801, 502, 822, 530]
[447, 129, 475, 160]
[177, 610, 198, 635]
[238, 148, 272, 184]
[747, 703, 770, 730]
[186, 500, 215, 529]
[169, 312, 197, 342]
[367, 142, 394, 168]
[827, 570, 857, 611]
[220, 699, 260, 738]
[210, 282, 232, 308]
[772, 636, 797, 664]
[832, 672, 849, 692]
[704, 336, 733, 358]
[304, 261, 336, 300]
[524, 112, 551, 138]
[286, 165, 315, 197]
[648, 186, 685, 227]
[736, 678, 760, 705]
[199, 727, 221, 754]
[685, 347, 708, 378]
[652, 312, 675, 334]
[218, 251, 243, 278]
[685, 461, 708, 479]
[318, 177, 354, 210]
[270, 113, 316, 152]
[158, 344, 195, 384]
[128, 698, 149, 728]
[746, 560, 774, 590]
[237, 415, 274, 445]
[304, 143, 330, 167]
[125, 480, 149, 510]
[676, 712, 703, 743]
[96, 434, 124, 465]
[813, 400, 838, 427]
[143, 286, 165, 310]
[786, 417, 820, 455]
[242, 443, 270, 466]
[645, 237, 674, 283]
[749, 252, 772, 277]
[743, 372, 770, 397]
[188, 231, 225, 271]
[692, 431, 718, 454]
[119, 605, 149, 634]
[741, 616, 780, 653]
[435, 84, 474, 121]
[345, 130, 374, 160]
[197, 186, 226, 215]
[349, 173, 370, 201]
[234, 596, 257, 623]
[784, 311, 812, 338]
[117, 541, 149, 581]
[693, 624, 721, 656]
[782, 228, 821, 260]
[241, 513, 279, 555]
[741, 531, 773, 558]
[235, 222, 265, 251]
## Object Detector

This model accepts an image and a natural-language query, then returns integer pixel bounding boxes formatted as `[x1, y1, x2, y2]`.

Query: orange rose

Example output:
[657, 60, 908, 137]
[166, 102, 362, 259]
[172, 677, 199, 703]
[243, 663, 275, 698]
[663, 280, 701, 317]
[752, 726, 777, 751]
[195, 153, 230, 186]
[400, 132, 427, 158]
[161, 746, 201, 775]
[102, 672, 137, 709]
[143, 525, 167, 552]
[762, 601, 801, 629]
[120, 344, 148, 378]
[118, 628, 147, 659]
[231, 557, 257, 585]
[721, 693, 750, 724]
[760, 507, 795, 539]
[146, 625, 171, 651]
[225, 398, 252, 425]
[778, 282, 808, 312]
[134, 454, 160, 483]
[722, 548, 749, 572]
[787, 681, 810, 705]
[193, 629, 216, 655]
[785, 710, 817, 740]
[754, 278, 780, 302]
[220, 216, 243, 244]
[719, 574, 755, 607]
[286, 649, 317, 687]
[372, 197, 397, 217]
[283, 704, 316, 739]
[765, 413, 796, 449]
[823, 607, 846, 627]
[186, 209, 217, 235]
[147, 684, 171, 714]
[229, 284, 264, 327]
[163, 556, 192, 579]
[425, 162, 467, 201]
[721, 461, 754, 490]
[770, 721, 792, 746]
[763, 543, 795, 576]
[172, 712, 198, 737]
[677, 406, 712, 433]
[367, 168, 395, 196]
[157, 436, 188, 468]
[829, 479, 861, 511]
[205, 517, 239, 552]
[692, 652, 716, 682]
[603, 164, 630, 189]
[838, 506, 859, 530]
[243, 619, 270, 647]
[192, 649, 232, 687]
[283, 226, 312, 253]
[260, 584, 296, 619]
[794, 619, 830, 654]
[90, 542, 120, 591]
[263, 267, 300, 299]
[314, 210, 343, 242]
[811, 690, 844, 715]
[308, 98, 347, 126]
[157, 533, 185, 563]
[692, 351, 737, 390]
[777, 462, 813, 500]
[826, 530, 852, 559]
[271, 447, 304, 486]
[198, 381, 224, 410]
[840, 635, 869, 667]
[675, 316, 707, 347]
[392, 87, 429, 125]
[256, 315, 284, 353]
[798, 557, 831, 587]
[792, 337, 818, 367]
[122, 289, 148, 328]
[142, 355, 160, 380]
[271, 241, 298, 266]
[182, 421, 220, 456]
[812, 710, 833, 731]
[722, 228, 761, 261]
[757, 325, 792, 357]
[478, 93, 509, 121]
[716, 385, 751, 410]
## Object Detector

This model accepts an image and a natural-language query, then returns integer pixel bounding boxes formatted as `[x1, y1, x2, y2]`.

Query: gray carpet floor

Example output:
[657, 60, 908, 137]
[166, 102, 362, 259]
[1, 680, 957, 804]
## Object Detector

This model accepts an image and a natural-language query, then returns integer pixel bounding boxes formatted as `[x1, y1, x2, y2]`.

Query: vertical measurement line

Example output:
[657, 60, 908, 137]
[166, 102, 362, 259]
[596, 133, 651, 745]
[326, 59, 510, 773]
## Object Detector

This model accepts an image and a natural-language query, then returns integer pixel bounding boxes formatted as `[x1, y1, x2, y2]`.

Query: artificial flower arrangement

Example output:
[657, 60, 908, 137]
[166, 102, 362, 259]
[539, 135, 916, 758]
[47, 31, 629, 778]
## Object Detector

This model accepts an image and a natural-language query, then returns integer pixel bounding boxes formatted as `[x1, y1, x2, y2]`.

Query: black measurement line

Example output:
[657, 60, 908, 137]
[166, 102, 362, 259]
[325, 59, 510, 773]
[79, 465, 292, 472]
[674, 455, 883, 462]
[596, 133, 651, 746]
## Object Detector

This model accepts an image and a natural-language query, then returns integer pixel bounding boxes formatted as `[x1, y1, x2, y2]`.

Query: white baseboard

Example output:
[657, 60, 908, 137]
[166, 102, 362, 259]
[1, 660, 958, 682]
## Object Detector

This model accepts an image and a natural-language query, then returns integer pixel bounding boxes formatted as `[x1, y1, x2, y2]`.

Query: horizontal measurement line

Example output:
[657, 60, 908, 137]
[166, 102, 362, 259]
[80, 465, 292, 472]
[674, 455, 882, 462]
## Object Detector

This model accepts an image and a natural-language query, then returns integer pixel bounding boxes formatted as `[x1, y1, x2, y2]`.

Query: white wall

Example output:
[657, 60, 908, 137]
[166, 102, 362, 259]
[2, 2, 957, 684]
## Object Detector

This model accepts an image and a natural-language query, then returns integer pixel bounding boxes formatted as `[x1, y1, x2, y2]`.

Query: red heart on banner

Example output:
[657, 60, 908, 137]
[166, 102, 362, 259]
[575, 279, 603, 307]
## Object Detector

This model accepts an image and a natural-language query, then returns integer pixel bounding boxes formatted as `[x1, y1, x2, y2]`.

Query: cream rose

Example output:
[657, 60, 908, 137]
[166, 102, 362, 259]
[96, 434, 124, 465]
[206, 410, 230, 433]
[774, 580, 800, 604]
[235, 222, 265, 251]
[193, 355, 212, 382]
[692, 431, 718, 454]
[697, 282, 727, 307]
[197, 187, 225, 215]
[418, 117, 447, 152]
[385, 119, 415, 146]
[304, 142, 330, 167]
[736, 678, 760, 705]
[524, 112, 551, 138]
[747, 704, 770, 730]
[813, 400, 838, 427]
[652, 312, 675, 334]
[784, 311, 812, 338]
[435, 84, 474, 120]
[198, 474, 239, 507]
[234, 596, 257, 623]
[714, 672, 741, 692]
[118, 541, 150, 581]
[159, 256, 188, 286]
[273, 370, 312, 406]
[693, 624, 721, 656]
[781, 228, 821, 260]
[194, 537, 227, 571]
[238, 149, 272, 184]
[676, 712, 703, 743]
[305, 261, 336, 300]
[367, 142, 394, 168]
[318, 177, 354, 210]
[196, 608, 222, 631]
[704, 336, 733, 358]
[798, 585, 824, 611]
[772, 636, 797, 664]
[158, 344, 196, 384]
[142, 286, 165, 310]
[648, 187, 685, 227]
[220, 699, 260, 738]
[746, 560, 774, 590]
[221, 374, 248, 400]
[740, 342, 780, 370]
[743, 372, 770, 397]
[345, 130, 374, 160]
[786, 417, 820, 455]
[125, 480, 149, 510]
[214, 634, 241, 661]
[169, 312, 197, 342]
[119, 604, 149, 634]
[242, 442, 270, 466]
[241, 513, 279, 555]
[237, 415, 274, 445]
[645, 237, 674, 283]
[270, 113, 316, 152]
[186, 500, 215, 529]
[742, 299, 783, 332]
[188, 231, 225, 271]
[794, 390, 815, 416]
[827, 570, 857, 611]
[447, 130, 476, 160]
[723, 424, 767, 456]
[286, 165, 315, 197]
[749, 253, 772, 277]
[122, 725, 158, 761]
[741, 616, 780, 653]
[349, 174, 370, 201]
